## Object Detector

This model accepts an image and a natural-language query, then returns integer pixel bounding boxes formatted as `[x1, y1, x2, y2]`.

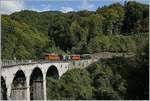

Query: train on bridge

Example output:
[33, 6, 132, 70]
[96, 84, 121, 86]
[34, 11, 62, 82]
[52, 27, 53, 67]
[44, 53, 91, 61]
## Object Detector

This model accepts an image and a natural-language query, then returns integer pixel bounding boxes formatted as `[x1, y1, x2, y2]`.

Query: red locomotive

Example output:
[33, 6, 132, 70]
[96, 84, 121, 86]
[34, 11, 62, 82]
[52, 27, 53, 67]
[70, 55, 80, 60]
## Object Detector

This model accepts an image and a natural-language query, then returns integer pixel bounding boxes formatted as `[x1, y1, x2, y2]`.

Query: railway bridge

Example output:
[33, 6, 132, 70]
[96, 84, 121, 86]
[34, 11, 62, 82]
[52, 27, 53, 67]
[1, 52, 131, 100]
[1, 59, 96, 100]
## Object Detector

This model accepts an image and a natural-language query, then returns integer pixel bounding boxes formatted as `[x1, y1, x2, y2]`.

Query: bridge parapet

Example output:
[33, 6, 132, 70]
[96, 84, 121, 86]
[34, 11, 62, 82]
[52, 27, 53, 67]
[1, 60, 68, 67]
[68, 59, 98, 69]
[1, 60, 34, 67]
[91, 52, 134, 59]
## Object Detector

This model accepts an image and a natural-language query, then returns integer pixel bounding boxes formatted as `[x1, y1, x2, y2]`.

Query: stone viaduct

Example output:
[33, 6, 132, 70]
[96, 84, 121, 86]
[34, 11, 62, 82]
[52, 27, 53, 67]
[1, 52, 131, 100]
[1, 59, 96, 100]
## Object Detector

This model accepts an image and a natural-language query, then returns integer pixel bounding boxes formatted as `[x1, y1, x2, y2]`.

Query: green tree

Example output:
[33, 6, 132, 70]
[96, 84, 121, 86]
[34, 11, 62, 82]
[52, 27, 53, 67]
[123, 1, 149, 33]
[47, 69, 93, 100]
[87, 62, 126, 100]
[96, 3, 124, 35]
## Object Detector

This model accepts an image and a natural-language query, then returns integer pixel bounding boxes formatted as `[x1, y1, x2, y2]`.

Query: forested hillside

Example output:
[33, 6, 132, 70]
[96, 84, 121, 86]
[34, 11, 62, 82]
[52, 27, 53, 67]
[1, 1, 149, 100]
[1, 1, 149, 59]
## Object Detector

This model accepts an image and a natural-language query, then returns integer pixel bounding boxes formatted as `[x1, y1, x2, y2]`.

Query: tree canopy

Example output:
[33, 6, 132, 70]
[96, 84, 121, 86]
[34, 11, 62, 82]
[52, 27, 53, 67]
[1, 1, 149, 60]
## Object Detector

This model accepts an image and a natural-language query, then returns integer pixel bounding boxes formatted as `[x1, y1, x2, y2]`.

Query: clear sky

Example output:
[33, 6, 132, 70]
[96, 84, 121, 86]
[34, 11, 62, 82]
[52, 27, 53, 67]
[0, 0, 149, 14]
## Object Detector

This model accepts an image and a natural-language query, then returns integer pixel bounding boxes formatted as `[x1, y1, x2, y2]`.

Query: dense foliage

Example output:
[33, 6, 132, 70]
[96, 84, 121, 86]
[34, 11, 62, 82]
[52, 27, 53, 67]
[2, 15, 48, 59]
[98, 40, 149, 99]
[47, 69, 93, 100]
[46, 41, 148, 100]
[87, 62, 126, 100]
[1, 1, 149, 59]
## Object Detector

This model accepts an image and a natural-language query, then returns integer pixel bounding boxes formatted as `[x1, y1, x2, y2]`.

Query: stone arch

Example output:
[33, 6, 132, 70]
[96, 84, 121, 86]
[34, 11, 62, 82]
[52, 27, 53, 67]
[10, 70, 27, 100]
[46, 65, 59, 99]
[46, 65, 59, 79]
[1, 76, 7, 100]
[30, 67, 43, 100]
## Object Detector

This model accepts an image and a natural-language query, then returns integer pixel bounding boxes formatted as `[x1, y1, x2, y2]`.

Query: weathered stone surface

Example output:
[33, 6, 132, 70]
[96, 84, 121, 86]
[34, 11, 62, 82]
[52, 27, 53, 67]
[1, 60, 96, 100]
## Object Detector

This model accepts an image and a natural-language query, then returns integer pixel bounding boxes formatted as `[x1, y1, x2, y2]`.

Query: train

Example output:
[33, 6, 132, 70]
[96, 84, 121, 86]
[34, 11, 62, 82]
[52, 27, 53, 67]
[44, 53, 91, 61]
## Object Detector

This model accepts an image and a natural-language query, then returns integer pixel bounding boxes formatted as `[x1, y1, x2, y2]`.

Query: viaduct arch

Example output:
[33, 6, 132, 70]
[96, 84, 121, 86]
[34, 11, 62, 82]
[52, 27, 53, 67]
[30, 67, 43, 100]
[46, 65, 59, 79]
[11, 70, 27, 100]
